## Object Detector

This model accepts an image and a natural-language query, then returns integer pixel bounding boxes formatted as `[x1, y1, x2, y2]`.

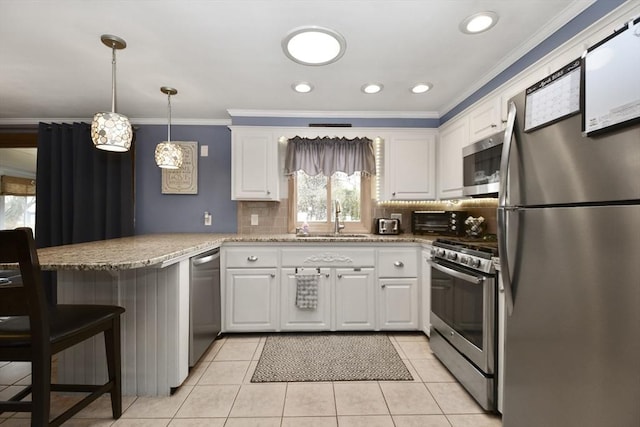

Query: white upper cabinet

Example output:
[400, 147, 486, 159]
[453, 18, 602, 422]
[230, 126, 280, 201]
[437, 116, 469, 200]
[381, 130, 437, 200]
[468, 96, 502, 143]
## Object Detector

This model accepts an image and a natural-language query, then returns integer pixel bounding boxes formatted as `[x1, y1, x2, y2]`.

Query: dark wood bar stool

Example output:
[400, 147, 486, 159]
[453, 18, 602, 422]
[0, 228, 125, 426]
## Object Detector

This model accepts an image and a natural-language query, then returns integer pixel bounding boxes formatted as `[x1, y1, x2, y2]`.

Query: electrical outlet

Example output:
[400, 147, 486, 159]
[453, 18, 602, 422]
[251, 214, 259, 226]
[204, 211, 212, 226]
[390, 213, 402, 223]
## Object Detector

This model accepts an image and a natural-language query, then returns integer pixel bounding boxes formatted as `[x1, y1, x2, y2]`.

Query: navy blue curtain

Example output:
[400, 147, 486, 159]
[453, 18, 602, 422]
[35, 122, 135, 302]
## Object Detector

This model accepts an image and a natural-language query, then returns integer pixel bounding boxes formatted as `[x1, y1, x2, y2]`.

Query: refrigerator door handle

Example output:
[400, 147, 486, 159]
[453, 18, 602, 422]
[498, 207, 515, 316]
[498, 100, 517, 316]
[499, 101, 517, 208]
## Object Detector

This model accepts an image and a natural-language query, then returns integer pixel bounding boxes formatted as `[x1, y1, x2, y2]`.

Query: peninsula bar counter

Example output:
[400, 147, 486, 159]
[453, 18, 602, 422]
[23, 233, 438, 396]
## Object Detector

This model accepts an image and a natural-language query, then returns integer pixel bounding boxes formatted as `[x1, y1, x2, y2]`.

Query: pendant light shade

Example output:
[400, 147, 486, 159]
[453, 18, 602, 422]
[155, 87, 183, 169]
[91, 34, 132, 152]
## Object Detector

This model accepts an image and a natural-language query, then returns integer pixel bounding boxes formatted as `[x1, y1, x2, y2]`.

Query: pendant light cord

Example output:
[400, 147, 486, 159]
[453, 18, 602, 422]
[167, 93, 172, 142]
[111, 45, 117, 113]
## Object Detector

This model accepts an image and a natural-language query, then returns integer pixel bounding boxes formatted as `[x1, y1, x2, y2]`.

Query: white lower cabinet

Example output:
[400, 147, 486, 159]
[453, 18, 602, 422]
[225, 268, 279, 331]
[223, 243, 431, 333]
[281, 267, 332, 330]
[378, 278, 418, 329]
[335, 268, 376, 330]
[377, 248, 419, 330]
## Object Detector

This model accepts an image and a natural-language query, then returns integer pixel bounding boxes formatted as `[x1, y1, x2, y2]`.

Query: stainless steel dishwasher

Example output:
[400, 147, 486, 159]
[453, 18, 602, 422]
[189, 248, 221, 367]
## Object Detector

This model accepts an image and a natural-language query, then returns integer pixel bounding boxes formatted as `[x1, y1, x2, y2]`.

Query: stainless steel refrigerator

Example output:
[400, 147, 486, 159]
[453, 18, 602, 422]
[498, 91, 640, 426]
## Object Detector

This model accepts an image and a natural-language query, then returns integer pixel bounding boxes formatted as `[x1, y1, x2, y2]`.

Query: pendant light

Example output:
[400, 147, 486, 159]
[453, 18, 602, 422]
[154, 87, 183, 169]
[91, 34, 133, 152]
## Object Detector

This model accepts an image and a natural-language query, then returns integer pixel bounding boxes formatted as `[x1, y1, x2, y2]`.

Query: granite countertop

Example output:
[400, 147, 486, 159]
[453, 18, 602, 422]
[32, 234, 237, 271]
[1, 233, 436, 271]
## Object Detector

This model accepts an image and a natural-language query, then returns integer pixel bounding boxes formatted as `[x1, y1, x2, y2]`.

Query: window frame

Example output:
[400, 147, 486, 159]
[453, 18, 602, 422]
[288, 172, 372, 234]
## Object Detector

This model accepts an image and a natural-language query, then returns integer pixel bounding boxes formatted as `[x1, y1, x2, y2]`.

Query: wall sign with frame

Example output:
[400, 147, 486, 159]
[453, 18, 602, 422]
[161, 141, 198, 194]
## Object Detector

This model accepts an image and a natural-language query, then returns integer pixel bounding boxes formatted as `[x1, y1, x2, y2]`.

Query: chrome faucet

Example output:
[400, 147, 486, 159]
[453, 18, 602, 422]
[334, 200, 345, 234]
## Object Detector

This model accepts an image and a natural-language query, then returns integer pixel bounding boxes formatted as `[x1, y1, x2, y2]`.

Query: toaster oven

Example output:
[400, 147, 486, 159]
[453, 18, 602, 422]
[411, 210, 466, 236]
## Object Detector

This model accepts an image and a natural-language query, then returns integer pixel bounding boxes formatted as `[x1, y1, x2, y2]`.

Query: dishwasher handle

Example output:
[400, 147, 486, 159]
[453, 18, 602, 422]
[192, 249, 220, 266]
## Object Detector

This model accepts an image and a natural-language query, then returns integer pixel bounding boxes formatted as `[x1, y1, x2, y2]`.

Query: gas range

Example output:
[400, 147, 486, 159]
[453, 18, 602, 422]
[431, 238, 498, 274]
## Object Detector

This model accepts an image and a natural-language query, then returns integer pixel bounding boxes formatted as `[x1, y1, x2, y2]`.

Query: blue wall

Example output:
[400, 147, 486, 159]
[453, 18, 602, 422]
[134, 124, 236, 234]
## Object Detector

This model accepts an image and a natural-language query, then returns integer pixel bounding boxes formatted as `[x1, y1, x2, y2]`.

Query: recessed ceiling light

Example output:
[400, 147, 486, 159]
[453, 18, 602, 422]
[361, 83, 383, 94]
[411, 83, 433, 94]
[460, 11, 499, 34]
[292, 82, 314, 93]
[282, 26, 346, 66]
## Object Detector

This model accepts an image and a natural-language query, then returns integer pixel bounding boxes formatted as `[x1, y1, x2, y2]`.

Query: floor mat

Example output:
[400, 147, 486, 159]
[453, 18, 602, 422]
[251, 333, 413, 382]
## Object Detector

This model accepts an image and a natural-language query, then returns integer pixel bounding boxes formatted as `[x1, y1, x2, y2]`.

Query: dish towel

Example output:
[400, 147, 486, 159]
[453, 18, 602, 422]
[295, 270, 319, 309]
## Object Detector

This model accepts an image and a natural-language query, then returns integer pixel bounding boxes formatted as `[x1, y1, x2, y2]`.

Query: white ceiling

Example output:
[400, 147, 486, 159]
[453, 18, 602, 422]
[0, 0, 594, 123]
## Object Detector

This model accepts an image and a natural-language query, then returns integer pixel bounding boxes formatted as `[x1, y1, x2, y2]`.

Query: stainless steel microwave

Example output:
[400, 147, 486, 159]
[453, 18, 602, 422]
[411, 210, 467, 236]
[463, 131, 503, 197]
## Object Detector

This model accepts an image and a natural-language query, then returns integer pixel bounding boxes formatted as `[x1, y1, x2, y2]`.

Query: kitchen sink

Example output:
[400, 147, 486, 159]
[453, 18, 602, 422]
[295, 233, 370, 238]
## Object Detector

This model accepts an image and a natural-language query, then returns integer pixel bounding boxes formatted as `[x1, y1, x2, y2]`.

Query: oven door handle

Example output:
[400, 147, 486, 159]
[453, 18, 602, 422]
[428, 259, 485, 284]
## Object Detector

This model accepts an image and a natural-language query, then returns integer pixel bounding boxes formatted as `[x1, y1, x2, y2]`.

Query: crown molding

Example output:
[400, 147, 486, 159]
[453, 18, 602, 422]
[227, 109, 439, 119]
[0, 118, 232, 126]
[131, 118, 232, 126]
[0, 118, 93, 125]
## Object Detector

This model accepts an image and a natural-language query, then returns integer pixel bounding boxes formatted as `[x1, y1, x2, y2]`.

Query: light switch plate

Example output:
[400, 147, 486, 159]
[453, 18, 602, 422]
[251, 214, 259, 226]
[200, 145, 208, 157]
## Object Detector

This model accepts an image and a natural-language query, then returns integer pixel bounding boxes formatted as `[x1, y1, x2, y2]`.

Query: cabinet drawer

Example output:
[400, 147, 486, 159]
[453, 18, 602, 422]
[377, 248, 418, 277]
[224, 247, 278, 268]
[281, 247, 375, 267]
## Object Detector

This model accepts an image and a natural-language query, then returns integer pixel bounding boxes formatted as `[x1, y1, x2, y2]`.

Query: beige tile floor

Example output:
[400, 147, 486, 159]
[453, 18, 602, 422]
[0, 333, 502, 426]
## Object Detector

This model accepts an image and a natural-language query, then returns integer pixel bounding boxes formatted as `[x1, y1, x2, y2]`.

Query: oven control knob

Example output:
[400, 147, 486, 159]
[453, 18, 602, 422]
[470, 258, 481, 268]
[447, 252, 457, 261]
[460, 256, 469, 264]
[437, 249, 446, 257]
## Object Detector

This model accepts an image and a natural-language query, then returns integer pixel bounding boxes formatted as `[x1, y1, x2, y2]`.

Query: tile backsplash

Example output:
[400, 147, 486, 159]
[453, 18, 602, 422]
[237, 199, 498, 235]
[236, 200, 290, 234]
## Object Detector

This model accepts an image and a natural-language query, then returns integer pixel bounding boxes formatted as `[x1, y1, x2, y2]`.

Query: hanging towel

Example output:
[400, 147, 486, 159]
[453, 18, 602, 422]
[296, 269, 319, 309]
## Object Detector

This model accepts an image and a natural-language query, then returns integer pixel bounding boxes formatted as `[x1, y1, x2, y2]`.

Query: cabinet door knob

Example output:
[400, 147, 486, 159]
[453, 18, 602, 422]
[392, 192, 396, 196]
[270, 273, 275, 278]
[381, 284, 386, 288]
[337, 274, 343, 279]
[247, 256, 258, 262]
[266, 190, 271, 195]
[325, 273, 330, 278]
[394, 261, 404, 267]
